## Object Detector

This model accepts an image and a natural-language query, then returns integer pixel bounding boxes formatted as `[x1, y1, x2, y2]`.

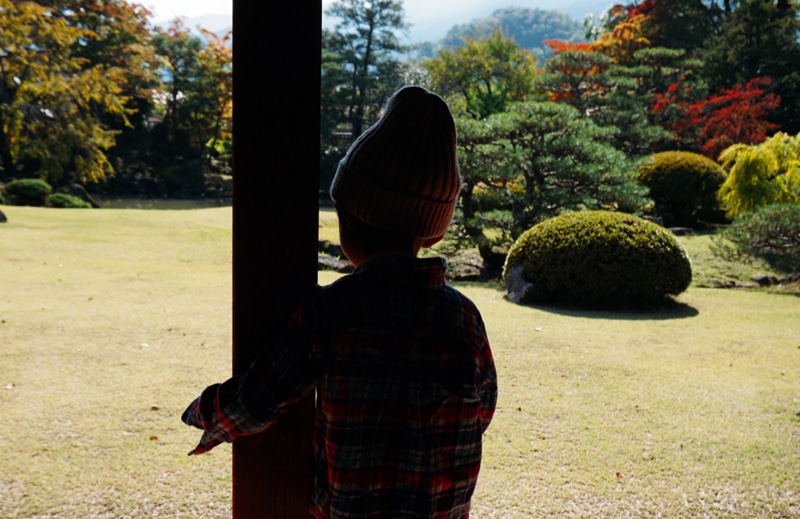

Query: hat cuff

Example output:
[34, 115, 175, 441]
[333, 174, 456, 240]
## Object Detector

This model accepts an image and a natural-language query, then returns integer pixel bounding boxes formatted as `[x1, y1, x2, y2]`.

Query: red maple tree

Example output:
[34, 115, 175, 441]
[653, 77, 780, 158]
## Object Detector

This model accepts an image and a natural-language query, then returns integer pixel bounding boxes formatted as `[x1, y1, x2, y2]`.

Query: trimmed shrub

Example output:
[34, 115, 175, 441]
[47, 193, 92, 209]
[503, 211, 692, 309]
[4, 178, 53, 206]
[638, 151, 727, 227]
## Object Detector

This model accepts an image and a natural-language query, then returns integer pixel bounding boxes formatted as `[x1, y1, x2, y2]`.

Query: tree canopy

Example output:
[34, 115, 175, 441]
[0, 0, 136, 184]
[423, 29, 538, 120]
[0, 0, 235, 196]
[718, 132, 800, 217]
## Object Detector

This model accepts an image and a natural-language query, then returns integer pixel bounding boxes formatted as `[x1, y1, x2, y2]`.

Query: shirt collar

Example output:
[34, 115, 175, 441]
[353, 256, 447, 289]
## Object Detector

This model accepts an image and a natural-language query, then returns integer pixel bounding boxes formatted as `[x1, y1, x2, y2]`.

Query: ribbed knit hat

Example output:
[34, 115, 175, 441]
[330, 86, 461, 241]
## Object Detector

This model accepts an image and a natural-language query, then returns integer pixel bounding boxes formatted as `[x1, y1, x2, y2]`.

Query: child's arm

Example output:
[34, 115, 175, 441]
[181, 301, 317, 455]
[478, 337, 498, 433]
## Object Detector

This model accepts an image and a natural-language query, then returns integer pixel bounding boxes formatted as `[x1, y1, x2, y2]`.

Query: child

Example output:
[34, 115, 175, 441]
[182, 86, 497, 518]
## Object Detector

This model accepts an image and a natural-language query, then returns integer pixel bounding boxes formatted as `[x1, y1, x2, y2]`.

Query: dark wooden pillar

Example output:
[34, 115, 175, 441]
[231, 1, 320, 517]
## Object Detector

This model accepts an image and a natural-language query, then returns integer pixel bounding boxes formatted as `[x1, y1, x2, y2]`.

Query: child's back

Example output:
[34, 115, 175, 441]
[183, 86, 497, 518]
[310, 255, 494, 517]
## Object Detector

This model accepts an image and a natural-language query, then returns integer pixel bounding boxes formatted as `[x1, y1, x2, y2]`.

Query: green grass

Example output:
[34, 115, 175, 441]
[1, 206, 799, 518]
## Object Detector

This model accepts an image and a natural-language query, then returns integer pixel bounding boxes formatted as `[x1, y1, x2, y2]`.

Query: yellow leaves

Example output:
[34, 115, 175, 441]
[0, 0, 138, 184]
[718, 132, 800, 218]
[590, 14, 651, 63]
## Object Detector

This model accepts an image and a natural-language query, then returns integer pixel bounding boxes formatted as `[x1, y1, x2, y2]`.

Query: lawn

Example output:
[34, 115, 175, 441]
[1, 206, 798, 518]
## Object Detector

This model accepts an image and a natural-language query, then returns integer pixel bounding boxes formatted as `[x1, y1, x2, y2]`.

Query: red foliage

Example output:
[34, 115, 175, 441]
[543, 39, 593, 55]
[626, 0, 658, 18]
[610, 0, 657, 20]
[653, 77, 780, 158]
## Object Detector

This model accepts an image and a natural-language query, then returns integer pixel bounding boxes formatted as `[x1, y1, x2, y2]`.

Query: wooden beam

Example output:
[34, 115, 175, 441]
[231, 1, 320, 517]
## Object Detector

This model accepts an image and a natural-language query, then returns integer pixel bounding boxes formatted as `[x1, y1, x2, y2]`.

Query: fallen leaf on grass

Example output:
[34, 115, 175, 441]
[149, 435, 159, 441]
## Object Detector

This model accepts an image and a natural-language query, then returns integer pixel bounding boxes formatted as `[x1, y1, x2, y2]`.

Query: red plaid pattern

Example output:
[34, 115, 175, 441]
[183, 257, 497, 518]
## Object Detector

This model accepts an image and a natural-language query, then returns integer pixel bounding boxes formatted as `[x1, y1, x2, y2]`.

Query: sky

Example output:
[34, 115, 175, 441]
[145, 0, 611, 42]
[144, 1, 419, 21]
[145, 0, 230, 22]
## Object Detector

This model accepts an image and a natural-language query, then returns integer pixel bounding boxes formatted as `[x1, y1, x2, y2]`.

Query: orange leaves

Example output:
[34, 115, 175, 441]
[543, 39, 592, 55]
[590, 14, 651, 64]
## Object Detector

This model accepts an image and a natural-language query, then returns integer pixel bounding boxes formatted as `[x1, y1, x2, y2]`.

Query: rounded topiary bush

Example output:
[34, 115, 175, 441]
[503, 211, 692, 309]
[3, 178, 53, 206]
[47, 193, 92, 208]
[637, 151, 727, 227]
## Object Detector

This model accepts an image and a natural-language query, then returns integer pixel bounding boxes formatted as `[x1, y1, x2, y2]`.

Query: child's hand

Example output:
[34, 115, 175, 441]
[182, 391, 225, 455]
[187, 431, 224, 455]
[181, 396, 204, 429]
[181, 397, 205, 429]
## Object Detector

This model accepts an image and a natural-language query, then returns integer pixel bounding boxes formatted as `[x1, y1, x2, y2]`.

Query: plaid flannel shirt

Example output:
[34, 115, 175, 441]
[183, 256, 497, 518]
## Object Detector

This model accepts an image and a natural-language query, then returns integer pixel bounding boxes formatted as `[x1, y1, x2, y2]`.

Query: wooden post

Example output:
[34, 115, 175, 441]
[231, 1, 320, 517]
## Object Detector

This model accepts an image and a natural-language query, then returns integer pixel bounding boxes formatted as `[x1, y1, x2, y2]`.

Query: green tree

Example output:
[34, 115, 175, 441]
[150, 19, 232, 194]
[534, 48, 678, 155]
[700, 0, 800, 133]
[598, 1, 732, 56]
[454, 101, 648, 264]
[33, 0, 159, 187]
[423, 29, 538, 120]
[714, 202, 800, 272]
[325, 0, 409, 139]
[0, 0, 132, 184]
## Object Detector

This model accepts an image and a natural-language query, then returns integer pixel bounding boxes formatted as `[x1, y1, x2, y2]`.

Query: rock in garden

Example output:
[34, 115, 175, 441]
[505, 264, 535, 304]
[669, 227, 694, 236]
[318, 254, 354, 274]
[752, 274, 778, 286]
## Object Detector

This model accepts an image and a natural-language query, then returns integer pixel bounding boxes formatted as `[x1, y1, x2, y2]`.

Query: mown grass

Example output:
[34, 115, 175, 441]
[1, 205, 799, 518]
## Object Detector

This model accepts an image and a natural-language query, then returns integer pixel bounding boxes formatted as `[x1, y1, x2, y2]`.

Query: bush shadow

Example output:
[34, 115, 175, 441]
[453, 280, 700, 320]
[517, 297, 700, 321]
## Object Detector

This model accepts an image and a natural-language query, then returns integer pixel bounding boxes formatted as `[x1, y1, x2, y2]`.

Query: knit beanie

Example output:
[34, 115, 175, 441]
[330, 86, 462, 241]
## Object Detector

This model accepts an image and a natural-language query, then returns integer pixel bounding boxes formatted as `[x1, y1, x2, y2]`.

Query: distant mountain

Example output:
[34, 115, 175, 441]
[430, 6, 586, 61]
[402, 0, 611, 44]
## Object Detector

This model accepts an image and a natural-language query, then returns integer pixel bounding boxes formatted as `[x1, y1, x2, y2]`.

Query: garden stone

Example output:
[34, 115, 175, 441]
[64, 184, 100, 208]
[642, 215, 664, 226]
[506, 263, 535, 304]
[318, 254, 354, 274]
[319, 240, 344, 258]
[669, 227, 693, 236]
[752, 274, 778, 286]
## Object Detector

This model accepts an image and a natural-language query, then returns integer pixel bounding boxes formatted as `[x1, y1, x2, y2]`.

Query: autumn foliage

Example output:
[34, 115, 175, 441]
[542, 39, 592, 55]
[654, 77, 780, 159]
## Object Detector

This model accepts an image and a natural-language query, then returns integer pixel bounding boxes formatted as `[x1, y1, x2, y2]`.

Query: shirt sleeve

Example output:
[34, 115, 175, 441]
[477, 335, 498, 433]
[182, 299, 318, 455]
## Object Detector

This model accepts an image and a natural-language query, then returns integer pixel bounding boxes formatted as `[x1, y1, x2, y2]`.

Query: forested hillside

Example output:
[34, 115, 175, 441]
[436, 7, 586, 61]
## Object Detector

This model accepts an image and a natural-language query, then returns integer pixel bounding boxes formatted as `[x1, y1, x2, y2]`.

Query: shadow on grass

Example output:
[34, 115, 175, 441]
[450, 280, 699, 319]
[520, 298, 699, 321]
